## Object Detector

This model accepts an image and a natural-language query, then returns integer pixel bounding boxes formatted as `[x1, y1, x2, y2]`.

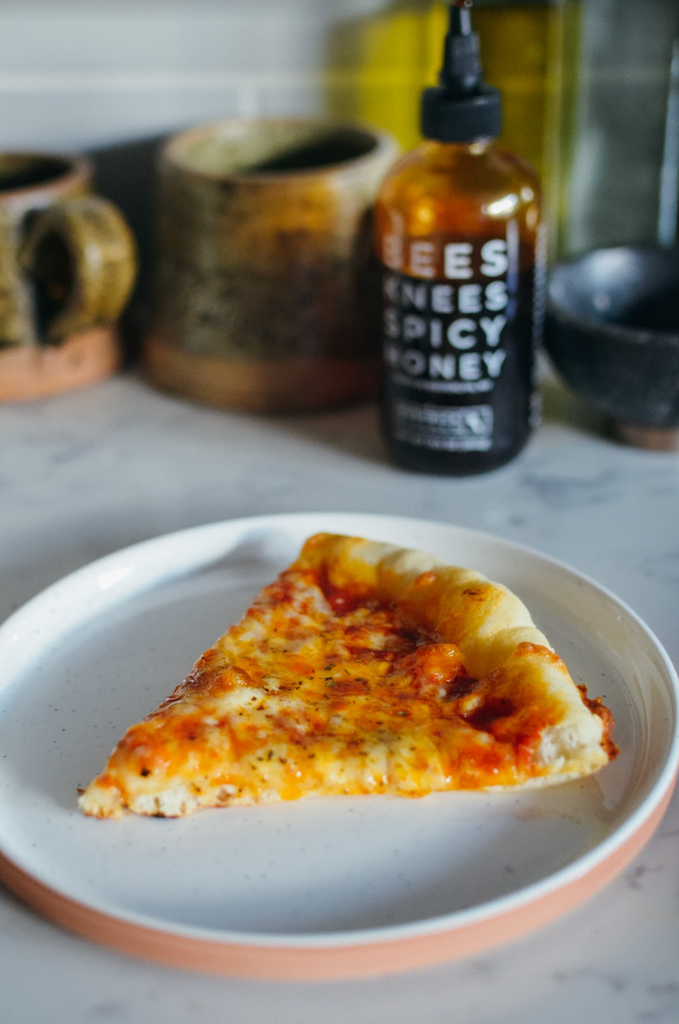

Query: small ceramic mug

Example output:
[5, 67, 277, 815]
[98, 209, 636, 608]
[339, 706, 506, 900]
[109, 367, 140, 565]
[0, 152, 137, 401]
[145, 118, 399, 413]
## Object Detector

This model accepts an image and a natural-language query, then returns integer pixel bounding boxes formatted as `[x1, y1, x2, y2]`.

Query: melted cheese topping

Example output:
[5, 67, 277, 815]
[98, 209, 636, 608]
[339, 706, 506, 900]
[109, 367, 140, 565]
[79, 535, 615, 818]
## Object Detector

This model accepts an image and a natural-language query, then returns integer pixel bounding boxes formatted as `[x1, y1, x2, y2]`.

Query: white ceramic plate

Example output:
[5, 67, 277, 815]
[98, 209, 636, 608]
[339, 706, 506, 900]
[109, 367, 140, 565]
[0, 512, 677, 980]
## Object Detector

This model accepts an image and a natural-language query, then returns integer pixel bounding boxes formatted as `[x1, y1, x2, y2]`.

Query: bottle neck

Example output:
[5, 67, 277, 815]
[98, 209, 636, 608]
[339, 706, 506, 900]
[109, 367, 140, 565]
[420, 136, 496, 160]
[420, 2, 502, 143]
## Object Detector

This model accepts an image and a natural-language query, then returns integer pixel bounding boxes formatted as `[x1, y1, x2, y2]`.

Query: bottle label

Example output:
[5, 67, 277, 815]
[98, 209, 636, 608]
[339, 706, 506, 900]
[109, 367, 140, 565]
[392, 398, 494, 452]
[379, 231, 536, 458]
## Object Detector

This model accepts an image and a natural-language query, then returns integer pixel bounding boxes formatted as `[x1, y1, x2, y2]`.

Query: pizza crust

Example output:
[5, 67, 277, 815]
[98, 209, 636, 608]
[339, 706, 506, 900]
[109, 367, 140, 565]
[295, 534, 611, 782]
[297, 533, 554, 675]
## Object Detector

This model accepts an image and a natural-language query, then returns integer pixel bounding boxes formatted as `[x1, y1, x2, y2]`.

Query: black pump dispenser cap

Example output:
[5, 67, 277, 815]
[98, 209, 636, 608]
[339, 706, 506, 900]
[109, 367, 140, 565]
[421, 2, 502, 143]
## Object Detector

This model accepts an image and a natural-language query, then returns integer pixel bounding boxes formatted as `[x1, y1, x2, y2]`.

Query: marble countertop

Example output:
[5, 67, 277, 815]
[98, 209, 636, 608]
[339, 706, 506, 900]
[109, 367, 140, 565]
[1, 370, 678, 1024]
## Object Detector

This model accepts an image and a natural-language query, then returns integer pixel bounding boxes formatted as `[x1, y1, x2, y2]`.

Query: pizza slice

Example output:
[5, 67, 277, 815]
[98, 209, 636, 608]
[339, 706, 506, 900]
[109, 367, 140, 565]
[78, 532, 617, 818]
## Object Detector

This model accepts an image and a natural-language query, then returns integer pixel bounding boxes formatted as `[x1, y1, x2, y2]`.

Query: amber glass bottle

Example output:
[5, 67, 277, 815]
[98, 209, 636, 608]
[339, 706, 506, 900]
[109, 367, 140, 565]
[375, 2, 543, 475]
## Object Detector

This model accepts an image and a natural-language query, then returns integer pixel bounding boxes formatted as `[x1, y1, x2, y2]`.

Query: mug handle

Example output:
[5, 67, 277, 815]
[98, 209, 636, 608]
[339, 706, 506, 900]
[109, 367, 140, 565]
[20, 195, 137, 344]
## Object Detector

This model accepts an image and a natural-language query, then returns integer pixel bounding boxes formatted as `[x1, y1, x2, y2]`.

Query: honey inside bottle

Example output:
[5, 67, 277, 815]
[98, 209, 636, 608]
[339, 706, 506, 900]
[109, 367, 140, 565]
[374, 2, 544, 475]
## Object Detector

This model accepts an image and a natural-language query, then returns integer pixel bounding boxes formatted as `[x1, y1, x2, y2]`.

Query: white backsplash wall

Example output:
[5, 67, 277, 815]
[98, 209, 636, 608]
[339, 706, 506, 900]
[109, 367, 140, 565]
[0, 0, 391, 152]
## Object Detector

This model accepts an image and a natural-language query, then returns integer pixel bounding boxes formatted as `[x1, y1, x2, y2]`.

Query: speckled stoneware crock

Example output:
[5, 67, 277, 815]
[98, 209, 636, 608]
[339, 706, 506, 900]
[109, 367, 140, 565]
[144, 118, 399, 414]
[0, 152, 137, 402]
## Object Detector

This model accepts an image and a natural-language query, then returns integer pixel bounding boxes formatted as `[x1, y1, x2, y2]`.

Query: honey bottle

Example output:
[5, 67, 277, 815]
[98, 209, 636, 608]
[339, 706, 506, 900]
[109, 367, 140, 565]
[374, 0, 543, 475]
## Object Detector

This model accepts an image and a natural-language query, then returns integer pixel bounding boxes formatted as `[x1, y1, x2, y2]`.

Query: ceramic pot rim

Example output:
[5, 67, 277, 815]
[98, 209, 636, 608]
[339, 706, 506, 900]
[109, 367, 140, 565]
[0, 151, 92, 206]
[547, 244, 679, 347]
[161, 117, 399, 184]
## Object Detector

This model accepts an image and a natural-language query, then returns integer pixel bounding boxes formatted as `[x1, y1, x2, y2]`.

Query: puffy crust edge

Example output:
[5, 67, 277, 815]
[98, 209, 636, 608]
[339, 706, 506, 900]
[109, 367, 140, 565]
[296, 533, 613, 779]
[296, 532, 549, 673]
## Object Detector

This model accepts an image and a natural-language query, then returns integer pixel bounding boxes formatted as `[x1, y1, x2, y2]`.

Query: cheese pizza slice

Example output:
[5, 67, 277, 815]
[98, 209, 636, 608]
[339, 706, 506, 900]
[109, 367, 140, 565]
[78, 533, 617, 818]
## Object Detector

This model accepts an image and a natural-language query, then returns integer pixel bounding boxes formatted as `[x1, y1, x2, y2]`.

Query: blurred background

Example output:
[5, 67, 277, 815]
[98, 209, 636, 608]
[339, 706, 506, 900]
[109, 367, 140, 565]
[1, 0, 677, 339]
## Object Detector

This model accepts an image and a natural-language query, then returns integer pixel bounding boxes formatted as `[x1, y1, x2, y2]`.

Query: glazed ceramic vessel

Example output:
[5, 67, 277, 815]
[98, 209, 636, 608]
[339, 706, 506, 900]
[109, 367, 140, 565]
[145, 119, 399, 414]
[544, 245, 679, 449]
[0, 152, 137, 401]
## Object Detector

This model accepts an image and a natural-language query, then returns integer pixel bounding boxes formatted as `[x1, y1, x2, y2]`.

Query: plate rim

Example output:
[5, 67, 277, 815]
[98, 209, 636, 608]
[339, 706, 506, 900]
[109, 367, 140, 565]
[1, 511, 678, 977]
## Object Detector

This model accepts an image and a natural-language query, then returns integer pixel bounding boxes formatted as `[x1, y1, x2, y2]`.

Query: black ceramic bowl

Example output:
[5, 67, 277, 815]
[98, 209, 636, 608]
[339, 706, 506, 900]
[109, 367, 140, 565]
[544, 245, 679, 448]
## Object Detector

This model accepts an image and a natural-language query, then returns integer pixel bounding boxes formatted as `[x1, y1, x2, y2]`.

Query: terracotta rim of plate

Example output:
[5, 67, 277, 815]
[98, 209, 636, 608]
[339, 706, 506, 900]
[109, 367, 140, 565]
[0, 780, 674, 981]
